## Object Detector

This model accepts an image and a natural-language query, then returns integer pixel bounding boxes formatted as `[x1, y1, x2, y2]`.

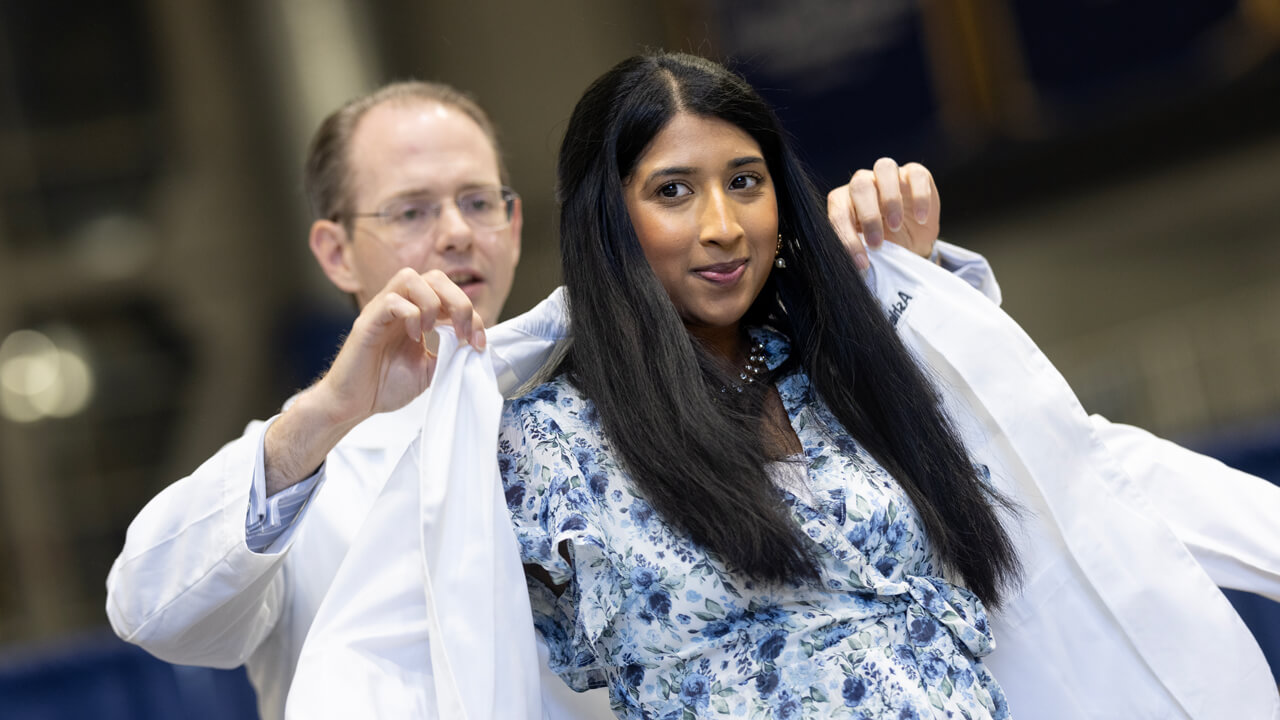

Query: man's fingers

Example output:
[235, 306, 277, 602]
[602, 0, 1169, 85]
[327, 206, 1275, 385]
[378, 291, 425, 343]
[826, 183, 857, 246]
[827, 183, 869, 270]
[385, 268, 440, 341]
[873, 157, 904, 232]
[900, 162, 936, 228]
[374, 268, 486, 352]
[849, 168, 884, 249]
[470, 310, 486, 350]
[421, 269, 484, 347]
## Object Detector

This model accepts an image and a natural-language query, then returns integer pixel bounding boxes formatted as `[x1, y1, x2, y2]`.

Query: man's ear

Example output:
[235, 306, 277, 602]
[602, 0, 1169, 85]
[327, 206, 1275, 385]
[309, 219, 361, 295]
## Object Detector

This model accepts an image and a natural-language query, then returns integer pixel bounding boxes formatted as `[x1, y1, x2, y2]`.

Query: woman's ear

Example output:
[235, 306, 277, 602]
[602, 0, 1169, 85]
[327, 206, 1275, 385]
[309, 219, 361, 295]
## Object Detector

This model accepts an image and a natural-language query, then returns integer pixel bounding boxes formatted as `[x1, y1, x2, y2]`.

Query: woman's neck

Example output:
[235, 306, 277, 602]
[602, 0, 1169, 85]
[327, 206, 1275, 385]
[688, 323, 745, 365]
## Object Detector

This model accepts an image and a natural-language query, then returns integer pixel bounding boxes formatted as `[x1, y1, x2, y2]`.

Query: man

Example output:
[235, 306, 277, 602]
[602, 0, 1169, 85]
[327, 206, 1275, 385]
[105, 80, 946, 719]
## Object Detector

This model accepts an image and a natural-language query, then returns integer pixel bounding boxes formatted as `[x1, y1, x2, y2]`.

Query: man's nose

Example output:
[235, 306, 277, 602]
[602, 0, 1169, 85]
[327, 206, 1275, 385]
[434, 200, 474, 252]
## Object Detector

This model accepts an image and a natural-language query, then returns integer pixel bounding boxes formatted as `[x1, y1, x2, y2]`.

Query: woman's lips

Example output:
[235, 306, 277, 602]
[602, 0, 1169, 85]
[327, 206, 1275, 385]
[693, 259, 747, 285]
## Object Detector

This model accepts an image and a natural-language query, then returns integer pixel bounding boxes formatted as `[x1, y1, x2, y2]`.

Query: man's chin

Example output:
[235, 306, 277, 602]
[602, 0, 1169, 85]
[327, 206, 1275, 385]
[460, 282, 489, 314]
[464, 285, 504, 326]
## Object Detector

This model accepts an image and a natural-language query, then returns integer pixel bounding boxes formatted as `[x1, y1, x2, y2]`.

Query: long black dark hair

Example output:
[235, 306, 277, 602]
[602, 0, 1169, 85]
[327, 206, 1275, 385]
[554, 52, 1020, 606]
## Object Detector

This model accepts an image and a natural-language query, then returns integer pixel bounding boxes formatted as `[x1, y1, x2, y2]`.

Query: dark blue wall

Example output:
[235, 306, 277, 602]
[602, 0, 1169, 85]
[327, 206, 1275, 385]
[0, 631, 256, 720]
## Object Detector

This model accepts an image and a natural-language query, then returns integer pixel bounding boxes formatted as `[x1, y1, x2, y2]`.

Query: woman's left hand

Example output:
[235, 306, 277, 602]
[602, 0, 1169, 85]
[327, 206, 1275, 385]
[827, 157, 941, 270]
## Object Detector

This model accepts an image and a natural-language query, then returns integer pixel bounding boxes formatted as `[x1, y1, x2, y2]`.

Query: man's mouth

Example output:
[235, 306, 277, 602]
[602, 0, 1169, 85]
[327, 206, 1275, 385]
[447, 271, 483, 287]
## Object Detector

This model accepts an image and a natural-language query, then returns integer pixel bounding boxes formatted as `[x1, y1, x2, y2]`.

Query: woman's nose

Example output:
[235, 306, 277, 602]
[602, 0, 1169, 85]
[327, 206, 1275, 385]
[698, 190, 745, 246]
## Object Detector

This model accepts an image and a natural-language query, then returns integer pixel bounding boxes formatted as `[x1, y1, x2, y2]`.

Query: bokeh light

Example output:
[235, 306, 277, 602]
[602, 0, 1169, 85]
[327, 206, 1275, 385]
[0, 327, 95, 423]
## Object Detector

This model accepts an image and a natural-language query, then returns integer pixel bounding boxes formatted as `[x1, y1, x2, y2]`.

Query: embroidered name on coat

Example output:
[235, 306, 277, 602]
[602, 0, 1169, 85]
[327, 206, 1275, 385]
[888, 291, 913, 326]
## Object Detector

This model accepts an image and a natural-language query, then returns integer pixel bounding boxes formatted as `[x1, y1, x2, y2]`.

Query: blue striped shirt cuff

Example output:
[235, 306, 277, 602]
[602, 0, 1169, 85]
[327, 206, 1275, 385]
[245, 470, 322, 553]
[243, 414, 324, 554]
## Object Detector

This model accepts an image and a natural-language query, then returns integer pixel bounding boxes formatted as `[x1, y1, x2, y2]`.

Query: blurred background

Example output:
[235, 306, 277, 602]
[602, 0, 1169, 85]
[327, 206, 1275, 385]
[0, 0, 1277, 717]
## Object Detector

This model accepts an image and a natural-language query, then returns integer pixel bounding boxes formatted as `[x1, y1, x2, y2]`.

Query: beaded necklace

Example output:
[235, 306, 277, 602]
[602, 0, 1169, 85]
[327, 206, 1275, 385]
[721, 340, 767, 393]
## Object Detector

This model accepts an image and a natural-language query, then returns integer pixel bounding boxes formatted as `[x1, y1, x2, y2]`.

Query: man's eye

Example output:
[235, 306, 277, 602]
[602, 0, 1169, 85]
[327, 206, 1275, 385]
[390, 203, 429, 223]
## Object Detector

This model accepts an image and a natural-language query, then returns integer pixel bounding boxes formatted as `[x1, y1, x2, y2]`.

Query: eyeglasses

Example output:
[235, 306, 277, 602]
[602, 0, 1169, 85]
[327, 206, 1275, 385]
[345, 186, 518, 242]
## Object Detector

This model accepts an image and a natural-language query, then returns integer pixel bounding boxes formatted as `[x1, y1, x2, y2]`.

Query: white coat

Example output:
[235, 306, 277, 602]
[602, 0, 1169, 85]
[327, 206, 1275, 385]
[867, 243, 1280, 718]
[108, 244, 1280, 719]
[104, 291, 614, 720]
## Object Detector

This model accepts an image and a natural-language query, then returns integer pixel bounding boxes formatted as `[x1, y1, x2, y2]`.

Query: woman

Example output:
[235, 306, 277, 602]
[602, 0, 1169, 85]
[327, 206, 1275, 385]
[499, 51, 1022, 719]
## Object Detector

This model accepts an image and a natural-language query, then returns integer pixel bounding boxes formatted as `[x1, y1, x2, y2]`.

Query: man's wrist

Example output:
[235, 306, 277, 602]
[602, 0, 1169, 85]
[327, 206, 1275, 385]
[263, 384, 362, 496]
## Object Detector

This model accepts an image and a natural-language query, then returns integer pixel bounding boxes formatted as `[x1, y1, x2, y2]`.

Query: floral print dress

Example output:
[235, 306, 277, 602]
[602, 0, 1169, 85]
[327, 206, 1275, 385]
[498, 330, 1010, 720]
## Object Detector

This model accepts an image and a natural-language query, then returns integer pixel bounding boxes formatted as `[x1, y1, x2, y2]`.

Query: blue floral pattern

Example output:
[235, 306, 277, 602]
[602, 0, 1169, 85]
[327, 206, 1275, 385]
[498, 329, 1010, 719]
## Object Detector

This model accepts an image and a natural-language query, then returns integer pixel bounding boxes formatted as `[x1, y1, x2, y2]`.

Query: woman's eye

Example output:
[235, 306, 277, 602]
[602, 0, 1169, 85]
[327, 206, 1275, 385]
[729, 174, 760, 190]
[657, 182, 690, 199]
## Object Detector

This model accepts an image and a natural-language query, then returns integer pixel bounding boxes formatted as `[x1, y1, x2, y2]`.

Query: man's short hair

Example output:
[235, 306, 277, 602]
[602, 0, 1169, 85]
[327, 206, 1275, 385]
[303, 81, 508, 224]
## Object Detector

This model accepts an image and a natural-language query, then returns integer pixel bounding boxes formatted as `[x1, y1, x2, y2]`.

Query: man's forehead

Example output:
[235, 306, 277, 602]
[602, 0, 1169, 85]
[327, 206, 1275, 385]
[347, 99, 502, 199]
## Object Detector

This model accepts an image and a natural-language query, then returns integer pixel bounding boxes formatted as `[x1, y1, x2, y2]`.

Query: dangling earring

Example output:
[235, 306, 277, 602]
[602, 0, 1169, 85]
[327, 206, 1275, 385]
[774, 234, 787, 269]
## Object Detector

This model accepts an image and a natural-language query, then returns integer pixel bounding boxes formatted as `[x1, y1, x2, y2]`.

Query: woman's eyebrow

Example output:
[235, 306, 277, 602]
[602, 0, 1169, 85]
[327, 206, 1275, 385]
[643, 166, 696, 185]
[642, 156, 765, 185]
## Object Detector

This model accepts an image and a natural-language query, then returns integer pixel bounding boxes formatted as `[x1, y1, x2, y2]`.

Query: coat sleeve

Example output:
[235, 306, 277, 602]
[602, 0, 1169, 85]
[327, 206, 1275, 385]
[105, 418, 292, 668]
[1091, 415, 1280, 602]
[934, 239, 1003, 306]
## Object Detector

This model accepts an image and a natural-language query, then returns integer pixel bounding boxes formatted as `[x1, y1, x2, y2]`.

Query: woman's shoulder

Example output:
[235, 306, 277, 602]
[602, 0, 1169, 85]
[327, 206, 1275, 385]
[502, 374, 598, 432]
[498, 374, 615, 505]
[506, 373, 582, 411]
